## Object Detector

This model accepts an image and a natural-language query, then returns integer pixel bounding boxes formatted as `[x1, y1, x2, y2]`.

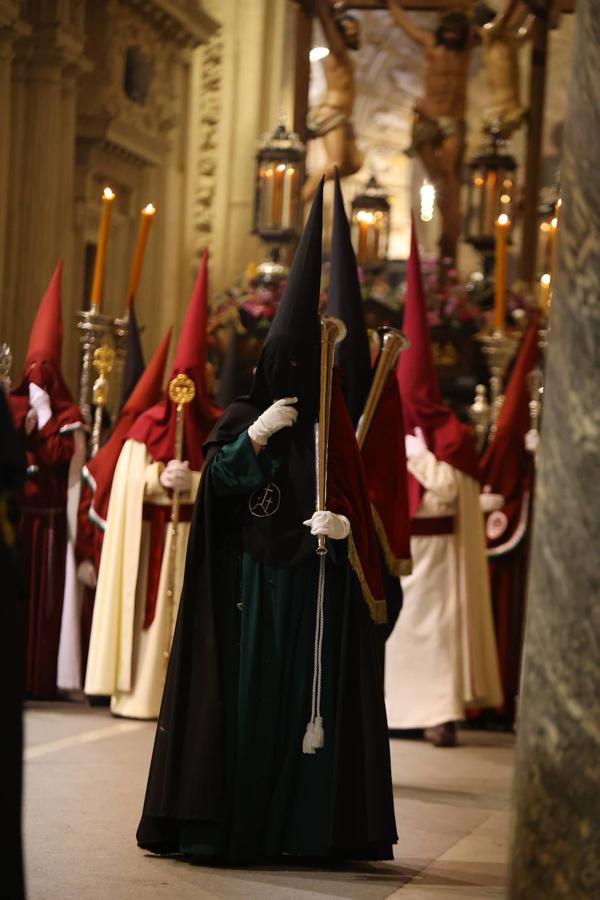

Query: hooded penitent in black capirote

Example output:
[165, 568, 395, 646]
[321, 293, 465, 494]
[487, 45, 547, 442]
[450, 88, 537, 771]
[326, 171, 403, 637]
[136, 179, 397, 863]
[119, 304, 146, 410]
[327, 170, 373, 429]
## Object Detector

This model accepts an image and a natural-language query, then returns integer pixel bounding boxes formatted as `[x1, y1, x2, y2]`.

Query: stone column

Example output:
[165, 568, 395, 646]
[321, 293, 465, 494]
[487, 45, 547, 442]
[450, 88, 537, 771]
[0, 1, 25, 341]
[508, 2, 600, 897]
[6, 4, 85, 370]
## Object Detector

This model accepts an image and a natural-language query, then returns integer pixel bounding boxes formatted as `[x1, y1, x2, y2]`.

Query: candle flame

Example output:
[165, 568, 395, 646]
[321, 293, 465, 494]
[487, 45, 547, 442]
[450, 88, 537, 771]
[550, 217, 558, 230]
[497, 214, 510, 226]
[500, 193, 511, 204]
[541, 273, 551, 286]
[356, 210, 375, 225]
[143, 203, 156, 215]
[540, 222, 551, 232]
[276, 163, 287, 172]
[103, 187, 116, 201]
[556, 198, 562, 209]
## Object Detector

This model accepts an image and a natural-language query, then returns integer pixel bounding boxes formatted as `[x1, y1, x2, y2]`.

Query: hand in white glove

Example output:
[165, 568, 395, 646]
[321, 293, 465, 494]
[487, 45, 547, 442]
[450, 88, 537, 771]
[479, 488, 505, 513]
[24, 408, 38, 435]
[28, 382, 52, 430]
[248, 397, 298, 447]
[160, 459, 192, 493]
[77, 559, 98, 589]
[303, 510, 351, 540]
[524, 429, 540, 454]
[405, 425, 427, 459]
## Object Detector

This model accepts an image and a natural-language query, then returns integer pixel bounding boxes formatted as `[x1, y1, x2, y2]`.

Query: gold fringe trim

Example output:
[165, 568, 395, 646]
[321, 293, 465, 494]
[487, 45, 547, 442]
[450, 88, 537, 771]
[348, 533, 388, 625]
[371, 504, 413, 577]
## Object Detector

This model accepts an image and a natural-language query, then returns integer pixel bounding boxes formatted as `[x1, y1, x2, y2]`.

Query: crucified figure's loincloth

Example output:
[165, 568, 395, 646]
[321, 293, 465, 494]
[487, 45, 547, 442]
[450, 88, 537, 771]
[307, 102, 356, 139]
[406, 107, 465, 158]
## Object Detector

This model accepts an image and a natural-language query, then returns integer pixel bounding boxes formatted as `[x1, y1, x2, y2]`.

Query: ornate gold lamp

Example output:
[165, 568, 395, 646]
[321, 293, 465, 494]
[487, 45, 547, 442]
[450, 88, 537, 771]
[351, 175, 391, 266]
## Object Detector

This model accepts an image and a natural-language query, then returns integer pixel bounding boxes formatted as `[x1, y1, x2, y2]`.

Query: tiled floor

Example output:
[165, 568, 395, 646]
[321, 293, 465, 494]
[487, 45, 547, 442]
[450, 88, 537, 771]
[23, 703, 513, 899]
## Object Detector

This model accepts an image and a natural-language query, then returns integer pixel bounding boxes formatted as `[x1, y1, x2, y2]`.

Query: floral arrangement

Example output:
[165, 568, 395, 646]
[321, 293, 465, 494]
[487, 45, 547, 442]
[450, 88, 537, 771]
[208, 267, 285, 342]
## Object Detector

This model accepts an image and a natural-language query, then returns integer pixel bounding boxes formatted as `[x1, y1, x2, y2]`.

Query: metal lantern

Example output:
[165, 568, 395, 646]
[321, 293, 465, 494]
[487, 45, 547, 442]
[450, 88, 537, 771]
[253, 122, 305, 246]
[351, 176, 391, 266]
[464, 131, 517, 252]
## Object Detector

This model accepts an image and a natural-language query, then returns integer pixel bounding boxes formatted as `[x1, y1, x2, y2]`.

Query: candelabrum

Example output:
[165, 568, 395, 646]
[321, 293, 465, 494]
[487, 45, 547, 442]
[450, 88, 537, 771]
[475, 329, 520, 438]
[468, 383, 491, 453]
[0, 342, 12, 393]
[91, 345, 116, 456]
[75, 309, 129, 425]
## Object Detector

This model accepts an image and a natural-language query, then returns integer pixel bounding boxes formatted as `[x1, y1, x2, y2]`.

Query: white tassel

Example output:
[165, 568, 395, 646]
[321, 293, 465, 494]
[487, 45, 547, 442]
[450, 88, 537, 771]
[302, 555, 326, 755]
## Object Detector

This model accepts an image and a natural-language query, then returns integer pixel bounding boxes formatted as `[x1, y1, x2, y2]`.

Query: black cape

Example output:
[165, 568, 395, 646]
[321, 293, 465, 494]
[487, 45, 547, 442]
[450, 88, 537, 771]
[136, 394, 397, 860]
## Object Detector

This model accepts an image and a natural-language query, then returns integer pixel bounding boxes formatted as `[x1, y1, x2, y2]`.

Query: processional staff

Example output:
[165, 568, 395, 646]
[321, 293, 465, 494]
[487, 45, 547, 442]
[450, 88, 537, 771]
[91, 345, 116, 456]
[355, 327, 408, 450]
[163, 372, 196, 664]
[304, 315, 346, 755]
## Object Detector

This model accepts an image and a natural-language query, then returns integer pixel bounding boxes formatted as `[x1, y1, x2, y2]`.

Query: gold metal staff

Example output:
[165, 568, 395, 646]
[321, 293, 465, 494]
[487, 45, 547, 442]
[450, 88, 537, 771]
[163, 372, 196, 663]
[355, 327, 409, 450]
[91, 344, 115, 456]
[314, 316, 347, 556]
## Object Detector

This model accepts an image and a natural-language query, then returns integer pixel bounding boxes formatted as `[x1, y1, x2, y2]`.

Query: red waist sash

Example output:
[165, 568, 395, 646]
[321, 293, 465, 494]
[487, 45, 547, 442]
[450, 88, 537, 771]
[411, 516, 454, 536]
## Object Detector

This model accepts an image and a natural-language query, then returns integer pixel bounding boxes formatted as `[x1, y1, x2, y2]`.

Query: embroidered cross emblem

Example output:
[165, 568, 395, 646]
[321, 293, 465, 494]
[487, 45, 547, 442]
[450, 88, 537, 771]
[249, 482, 281, 518]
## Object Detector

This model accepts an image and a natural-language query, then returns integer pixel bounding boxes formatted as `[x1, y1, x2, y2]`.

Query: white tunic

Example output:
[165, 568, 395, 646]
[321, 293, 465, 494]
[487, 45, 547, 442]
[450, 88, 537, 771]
[84, 439, 201, 719]
[385, 449, 502, 729]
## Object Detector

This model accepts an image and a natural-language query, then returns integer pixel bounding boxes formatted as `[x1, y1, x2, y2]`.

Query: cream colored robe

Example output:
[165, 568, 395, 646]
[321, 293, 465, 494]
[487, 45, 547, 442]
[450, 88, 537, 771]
[385, 449, 503, 729]
[84, 439, 200, 719]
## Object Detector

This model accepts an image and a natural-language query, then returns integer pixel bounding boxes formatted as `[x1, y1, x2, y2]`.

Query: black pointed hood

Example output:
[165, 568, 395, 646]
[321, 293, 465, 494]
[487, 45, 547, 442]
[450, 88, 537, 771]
[247, 179, 325, 422]
[328, 170, 372, 427]
[120, 304, 146, 410]
[265, 178, 324, 348]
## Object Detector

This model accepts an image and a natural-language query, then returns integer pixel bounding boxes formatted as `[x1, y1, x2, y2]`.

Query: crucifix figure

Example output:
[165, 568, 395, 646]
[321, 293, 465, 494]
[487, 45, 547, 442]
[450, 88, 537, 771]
[387, 1, 476, 261]
[473, 0, 534, 137]
[302, 0, 364, 203]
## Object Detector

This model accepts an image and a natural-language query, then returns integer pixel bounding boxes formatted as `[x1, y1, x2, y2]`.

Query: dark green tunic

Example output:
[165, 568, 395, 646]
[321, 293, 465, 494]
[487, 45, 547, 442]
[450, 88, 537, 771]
[137, 429, 397, 863]
[181, 431, 347, 859]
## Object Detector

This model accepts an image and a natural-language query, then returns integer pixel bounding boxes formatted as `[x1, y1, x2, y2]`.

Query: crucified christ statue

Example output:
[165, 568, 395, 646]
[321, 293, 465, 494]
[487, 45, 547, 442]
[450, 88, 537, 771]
[302, 0, 364, 203]
[473, 0, 534, 137]
[387, 1, 476, 261]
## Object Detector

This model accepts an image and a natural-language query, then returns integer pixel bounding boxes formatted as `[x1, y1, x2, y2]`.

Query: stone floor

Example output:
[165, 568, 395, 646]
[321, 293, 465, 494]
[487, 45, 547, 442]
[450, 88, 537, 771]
[23, 703, 514, 899]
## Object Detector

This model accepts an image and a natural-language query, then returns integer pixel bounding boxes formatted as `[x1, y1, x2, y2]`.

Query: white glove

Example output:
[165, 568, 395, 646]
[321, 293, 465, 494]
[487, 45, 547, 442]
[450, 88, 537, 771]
[77, 560, 98, 588]
[303, 510, 351, 540]
[29, 382, 52, 430]
[479, 488, 505, 513]
[24, 408, 38, 435]
[248, 397, 298, 447]
[525, 429, 540, 454]
[405, 425, 427, 459]
[160, 459, 192, 493]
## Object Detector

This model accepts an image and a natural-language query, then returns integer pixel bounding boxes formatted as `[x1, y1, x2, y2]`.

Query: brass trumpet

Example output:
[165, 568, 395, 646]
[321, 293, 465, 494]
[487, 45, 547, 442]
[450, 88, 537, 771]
[355, 327, 409, 450]
[314, 315, 347, 555]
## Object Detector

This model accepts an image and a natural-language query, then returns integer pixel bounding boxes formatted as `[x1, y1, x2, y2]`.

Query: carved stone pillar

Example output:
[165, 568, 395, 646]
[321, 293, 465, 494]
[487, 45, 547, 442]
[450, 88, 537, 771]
[0, 1, 27, 343]
[6, 3, 86, 372]
[508, 2, 600, 896]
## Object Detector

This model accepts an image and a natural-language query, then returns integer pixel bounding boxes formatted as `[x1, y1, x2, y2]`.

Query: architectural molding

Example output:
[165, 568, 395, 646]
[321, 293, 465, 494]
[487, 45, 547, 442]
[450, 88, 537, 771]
[124, 0, 218, 47]
[192, 28, 224, 259]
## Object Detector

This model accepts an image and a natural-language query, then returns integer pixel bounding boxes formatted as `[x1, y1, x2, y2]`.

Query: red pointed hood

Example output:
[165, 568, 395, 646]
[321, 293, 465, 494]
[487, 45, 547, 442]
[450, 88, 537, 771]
[85, 327, 172, 526]
[398, 222, 479, 516]
[127, 250, 223, 468]
[25, 260, 63, 368]
[8, 261, 82, 433]
[480, 313, 541, 495]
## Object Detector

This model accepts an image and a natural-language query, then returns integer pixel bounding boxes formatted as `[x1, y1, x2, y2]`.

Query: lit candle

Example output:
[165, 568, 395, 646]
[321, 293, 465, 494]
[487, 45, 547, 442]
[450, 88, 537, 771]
[549, 214, 559, 285]
[90, 187, 116, 312]
[125, 203, 156, 311]
[271, 163, 285, 227]
[494, 214, 510, 331]
[538, 272, 551, 312]
[281, 166, 294, 229]
[485, 170, 497, 235]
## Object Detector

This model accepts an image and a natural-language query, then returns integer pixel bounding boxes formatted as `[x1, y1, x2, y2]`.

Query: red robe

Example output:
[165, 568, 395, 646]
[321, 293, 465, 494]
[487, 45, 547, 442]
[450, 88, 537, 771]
[479, 315, 541, 722]
[17, 419, 77, 698]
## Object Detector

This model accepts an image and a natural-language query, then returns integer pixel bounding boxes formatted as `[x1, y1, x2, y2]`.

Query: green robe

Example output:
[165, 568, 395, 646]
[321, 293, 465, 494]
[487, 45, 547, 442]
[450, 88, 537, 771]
[181, 432, 347, 859]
